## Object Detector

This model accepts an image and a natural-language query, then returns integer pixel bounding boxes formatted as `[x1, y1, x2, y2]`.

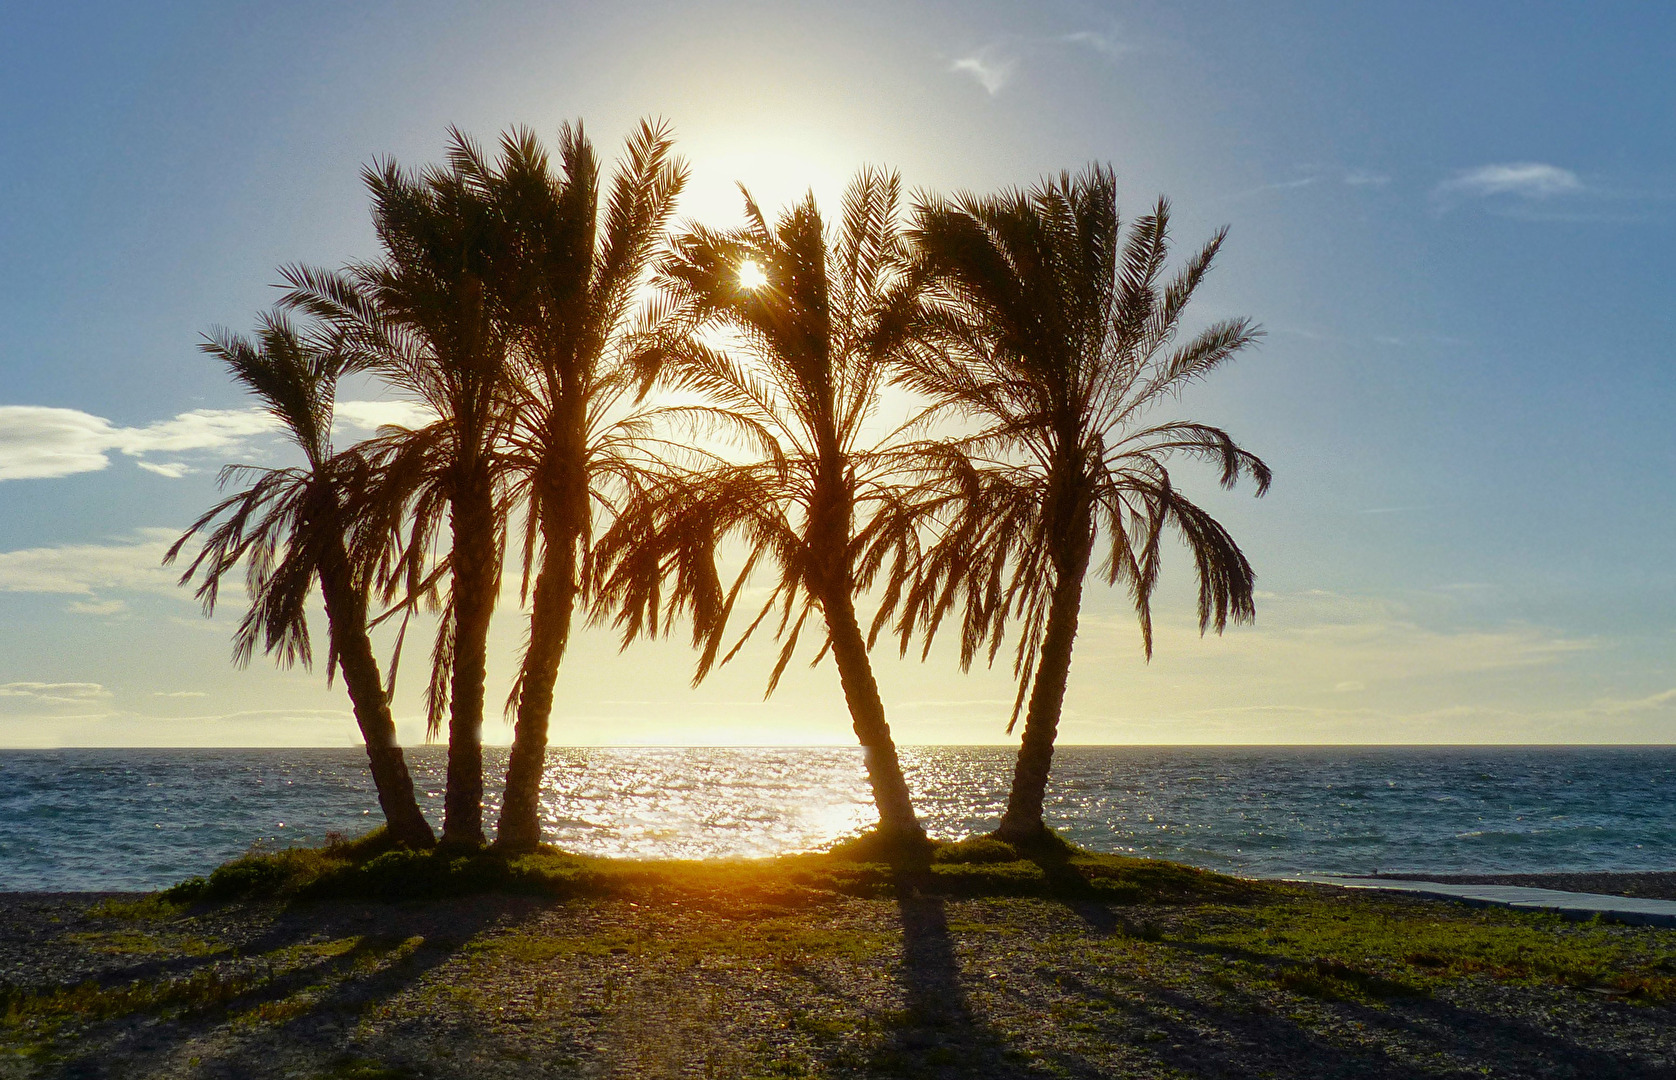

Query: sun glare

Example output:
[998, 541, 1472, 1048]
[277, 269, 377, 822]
[737, 258, 768, 291]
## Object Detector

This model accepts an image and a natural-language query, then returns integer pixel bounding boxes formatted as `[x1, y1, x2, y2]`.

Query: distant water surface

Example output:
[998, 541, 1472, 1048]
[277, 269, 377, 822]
[1, 746, 1672, 891]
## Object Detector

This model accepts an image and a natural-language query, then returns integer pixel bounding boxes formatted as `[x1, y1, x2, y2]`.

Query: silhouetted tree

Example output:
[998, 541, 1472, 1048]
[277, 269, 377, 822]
[473, 120, 688, 851]
[168, 314, 436, 848]
[903, 167, 1270, 842]
[594, 170, 928, 842]
[281, 139, 516, 847]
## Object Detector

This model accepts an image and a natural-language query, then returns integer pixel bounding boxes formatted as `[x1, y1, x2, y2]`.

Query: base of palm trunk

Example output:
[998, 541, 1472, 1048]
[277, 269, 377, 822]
[491, 832, 541, 855]
[992, 815, 1051, 846]
[386, 821, 438, 849]
[874, 821, 930, 848]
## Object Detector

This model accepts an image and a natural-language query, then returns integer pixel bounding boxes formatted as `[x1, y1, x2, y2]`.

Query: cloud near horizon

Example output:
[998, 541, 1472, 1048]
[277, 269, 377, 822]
[0, 401, 435, 481]
[0, 681, 111, 703]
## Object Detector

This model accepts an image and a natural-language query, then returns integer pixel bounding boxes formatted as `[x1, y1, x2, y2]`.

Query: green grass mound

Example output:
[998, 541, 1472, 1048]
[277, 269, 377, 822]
[165, 827, 1265, 908]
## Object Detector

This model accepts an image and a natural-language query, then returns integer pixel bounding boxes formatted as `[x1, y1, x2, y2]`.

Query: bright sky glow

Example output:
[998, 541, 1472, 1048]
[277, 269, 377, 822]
[1, 3, 1673, 748]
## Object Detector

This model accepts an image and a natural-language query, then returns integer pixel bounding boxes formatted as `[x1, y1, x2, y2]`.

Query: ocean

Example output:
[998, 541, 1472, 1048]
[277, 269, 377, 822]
[1, 746, 1672, 892]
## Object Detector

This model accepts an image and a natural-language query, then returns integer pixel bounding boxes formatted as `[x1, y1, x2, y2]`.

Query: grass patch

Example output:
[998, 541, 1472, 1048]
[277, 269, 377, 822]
[86, 895, 188, 921]
[1168, 892, 1676, 1001]
[67, 930, 225, 958]
[163, 826, 1264, 909]
[2, 968, 265, 1029]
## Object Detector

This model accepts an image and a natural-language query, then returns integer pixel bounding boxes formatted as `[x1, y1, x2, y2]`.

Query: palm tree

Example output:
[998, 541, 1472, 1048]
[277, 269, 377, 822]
[464, 121, 688, 851]
[167, 313, 436, 849]
[593, 170, 928, 842]
[901, 166, 1271, 843]
[281, 139, 516, 847]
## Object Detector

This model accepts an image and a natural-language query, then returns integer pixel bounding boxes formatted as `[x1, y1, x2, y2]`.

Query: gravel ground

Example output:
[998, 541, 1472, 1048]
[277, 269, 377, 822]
[2, 888, 1673, 1079]
[1368, 872, 1676, 901]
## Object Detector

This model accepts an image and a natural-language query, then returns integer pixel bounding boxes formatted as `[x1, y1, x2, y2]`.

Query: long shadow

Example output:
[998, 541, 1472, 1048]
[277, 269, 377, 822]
[1036, 900, 1673, 1079]
[44, 894, 541, 1079]
[868, 887, 1027, 1077]
[838, 869, 1090, 1080]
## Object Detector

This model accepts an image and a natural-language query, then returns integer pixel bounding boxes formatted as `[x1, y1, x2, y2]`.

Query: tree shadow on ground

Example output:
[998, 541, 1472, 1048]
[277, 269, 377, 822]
[43, 895, 542, 1080]
[852, 879, 1057, 1079]
[1045, 895, 1670, 1080]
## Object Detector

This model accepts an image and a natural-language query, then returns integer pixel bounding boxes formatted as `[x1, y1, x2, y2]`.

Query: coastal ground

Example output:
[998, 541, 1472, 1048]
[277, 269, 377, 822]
[2, 851, 1674, 1079]
[1370, 871, 1676, 902]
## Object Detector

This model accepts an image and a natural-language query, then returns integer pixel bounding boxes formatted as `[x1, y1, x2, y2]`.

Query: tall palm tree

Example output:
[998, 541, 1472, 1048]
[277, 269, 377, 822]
[167, 313, 436, 849]
[281, 139, 516, 847]
[465, 120, 688, 851]
[902, 166, 1271, 843]
[593, 170, 928, 842]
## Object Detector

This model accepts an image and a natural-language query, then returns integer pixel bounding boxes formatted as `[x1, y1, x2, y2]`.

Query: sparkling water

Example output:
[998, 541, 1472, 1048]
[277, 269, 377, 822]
[1, 746, 1672, 891]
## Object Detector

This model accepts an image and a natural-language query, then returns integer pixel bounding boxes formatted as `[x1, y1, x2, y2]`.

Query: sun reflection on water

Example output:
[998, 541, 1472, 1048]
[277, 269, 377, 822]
[530, 747, 876, 860]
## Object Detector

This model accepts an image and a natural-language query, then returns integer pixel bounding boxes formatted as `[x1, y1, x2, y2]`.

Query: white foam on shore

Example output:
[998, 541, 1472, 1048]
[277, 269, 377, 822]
[1287, 875, 1676, 927]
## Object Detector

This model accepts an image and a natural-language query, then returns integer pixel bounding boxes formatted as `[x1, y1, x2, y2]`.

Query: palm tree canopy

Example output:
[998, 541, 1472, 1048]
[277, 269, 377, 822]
[165, 313, 375, 674]
[481, 121, 692, 607]
[591, 169, 929, 691]
[276, 134, 534, 734]
[900, 165, 1271, 724]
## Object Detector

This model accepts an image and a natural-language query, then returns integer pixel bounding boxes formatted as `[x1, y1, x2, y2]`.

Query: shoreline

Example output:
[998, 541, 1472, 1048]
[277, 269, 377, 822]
[1367, 869, 1676, 901]
[9, 867, 1676, 901]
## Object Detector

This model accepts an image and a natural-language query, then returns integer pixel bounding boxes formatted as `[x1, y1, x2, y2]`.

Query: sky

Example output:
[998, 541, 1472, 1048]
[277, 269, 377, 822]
[1, 1, 1673, 748]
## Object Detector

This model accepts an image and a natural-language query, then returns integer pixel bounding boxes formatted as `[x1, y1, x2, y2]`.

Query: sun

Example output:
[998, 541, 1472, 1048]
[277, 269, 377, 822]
[737, 258, 769, 291]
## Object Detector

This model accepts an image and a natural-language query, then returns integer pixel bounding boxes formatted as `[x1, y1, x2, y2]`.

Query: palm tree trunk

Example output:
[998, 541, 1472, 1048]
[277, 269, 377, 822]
[442, 474, 497, 847]
[995, 516, 1094, 844]
[317, 545, 436, 849]
[496, 514, 578, 851]
[821, 587, 924, 840]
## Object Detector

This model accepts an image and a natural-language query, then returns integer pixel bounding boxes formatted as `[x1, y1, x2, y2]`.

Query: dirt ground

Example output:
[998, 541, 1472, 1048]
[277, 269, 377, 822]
[2, 887, 1674, 1079]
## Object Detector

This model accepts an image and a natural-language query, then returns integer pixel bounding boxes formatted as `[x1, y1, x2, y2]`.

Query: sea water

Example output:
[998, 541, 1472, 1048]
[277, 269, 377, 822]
[1, 746, 1672, 891]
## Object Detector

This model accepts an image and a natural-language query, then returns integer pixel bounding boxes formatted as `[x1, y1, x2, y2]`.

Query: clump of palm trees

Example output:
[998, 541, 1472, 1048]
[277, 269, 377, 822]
[172, 120, 1269, 853]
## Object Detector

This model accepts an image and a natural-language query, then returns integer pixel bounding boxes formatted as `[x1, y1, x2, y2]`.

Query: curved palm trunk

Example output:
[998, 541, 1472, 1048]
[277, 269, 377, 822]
[821, 587, 924, 840]
[496, 511, 579, 851]
[995, 515, 1095, 844]
[442, 473, 498, 847]
[317, 543, 436, 849]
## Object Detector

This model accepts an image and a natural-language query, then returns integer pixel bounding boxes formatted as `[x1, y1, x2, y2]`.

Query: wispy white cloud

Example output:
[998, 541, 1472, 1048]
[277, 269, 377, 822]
[1228, 165, 1393, 202]
[1434, 165, 1669, 222]
[0, 682, 111, 707]
[1058, 30, 1128, 59]
[950, 47, 1017, 95]
[0, 528, 186, 597]
[1437, 162, 1584, 202]
[112, 409, 278, 456]
[67, 598, 128, 616]
[134, 461, 192, 478]
[0, 405, 276, 481]
[333, 399, 435, 432]
[0, 681, 109, 700]
[949, 29, 1128, 95]
[0, 398, 431, 482]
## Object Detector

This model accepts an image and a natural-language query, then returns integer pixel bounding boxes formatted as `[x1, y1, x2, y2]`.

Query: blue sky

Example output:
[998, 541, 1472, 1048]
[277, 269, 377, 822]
[1, 1, 1672, 746]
